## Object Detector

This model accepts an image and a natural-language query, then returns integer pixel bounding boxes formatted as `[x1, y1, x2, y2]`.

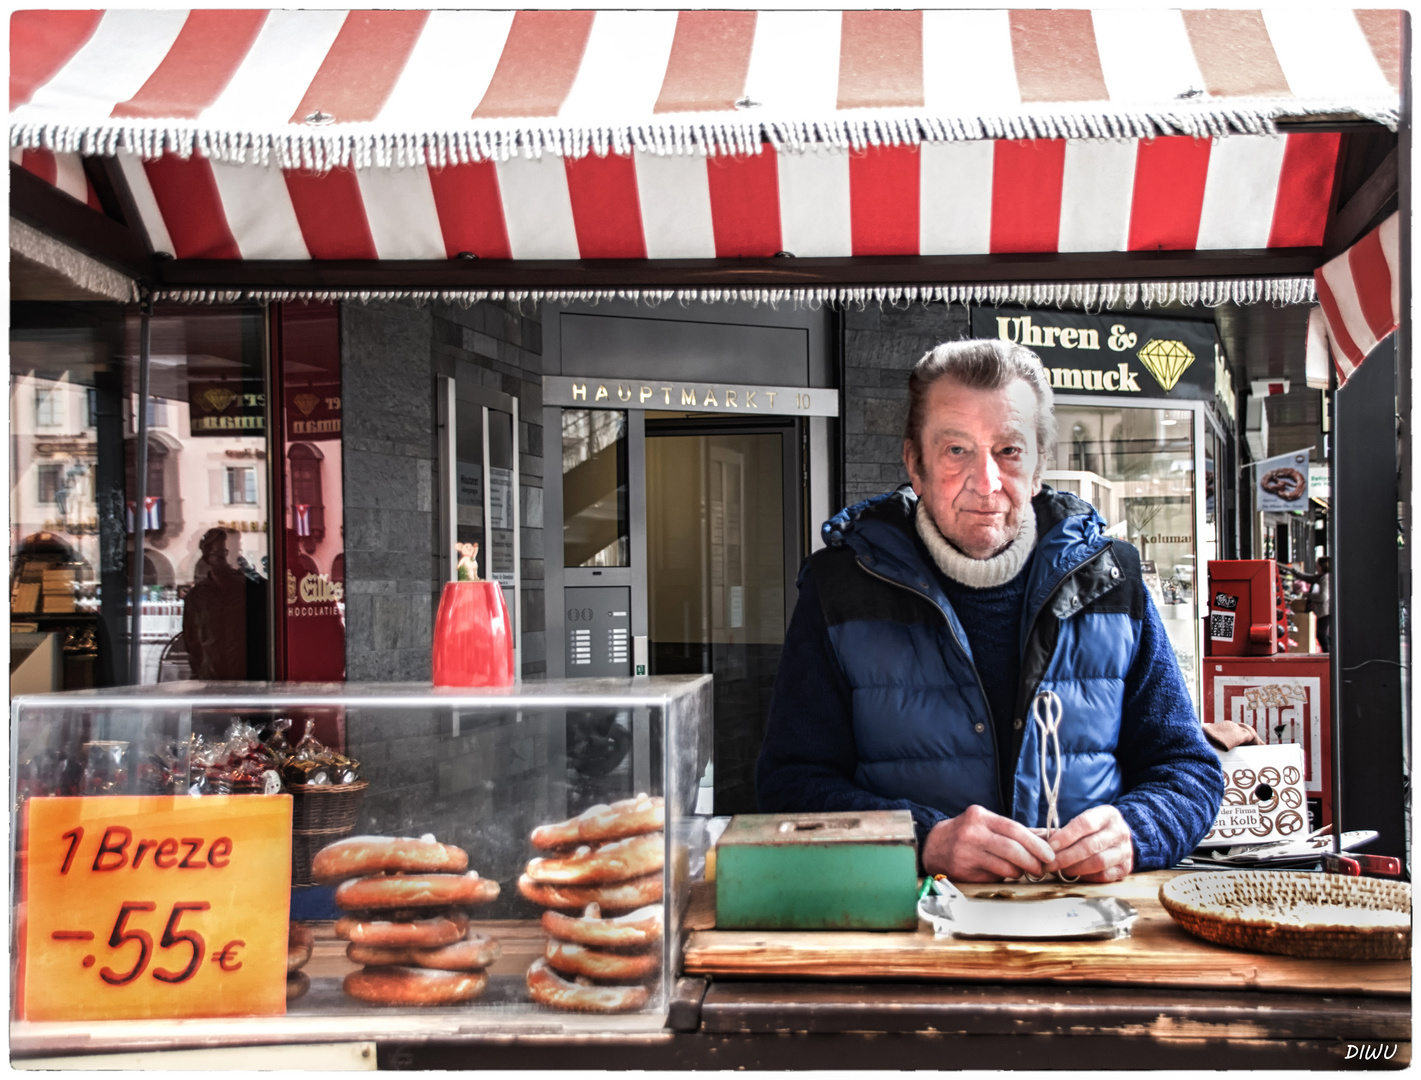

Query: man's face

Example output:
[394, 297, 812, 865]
[903, 376, 1043, 560]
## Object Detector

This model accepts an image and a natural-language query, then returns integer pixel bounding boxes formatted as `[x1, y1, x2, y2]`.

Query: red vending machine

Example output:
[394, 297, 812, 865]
[1205, 560, 1330, 827]
[1206, 559, 1291, 656]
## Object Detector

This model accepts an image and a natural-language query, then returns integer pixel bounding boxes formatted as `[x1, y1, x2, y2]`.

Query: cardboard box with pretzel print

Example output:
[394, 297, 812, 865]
[1198, 742, 1309, 847]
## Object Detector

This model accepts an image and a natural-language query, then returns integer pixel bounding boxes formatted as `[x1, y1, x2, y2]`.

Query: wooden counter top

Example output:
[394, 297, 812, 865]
[682, 870, 1410, 997]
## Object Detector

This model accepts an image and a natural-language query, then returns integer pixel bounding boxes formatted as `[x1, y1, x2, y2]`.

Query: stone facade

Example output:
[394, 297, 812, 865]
[842, 302, 970, 506]
[341, 298, 545, 682]
[341, 301, 437, 682]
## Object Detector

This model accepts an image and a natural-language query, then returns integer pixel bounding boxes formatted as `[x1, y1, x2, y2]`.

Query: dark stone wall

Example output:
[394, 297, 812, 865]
[842, 302, 970, 506]
[341, 299, 545, 682]
[341, 301, 437, 681]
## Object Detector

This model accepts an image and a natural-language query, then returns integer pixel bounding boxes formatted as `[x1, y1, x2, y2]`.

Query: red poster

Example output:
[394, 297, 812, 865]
[1203, 654, 1332, 826]
[271, 305, 346, 699]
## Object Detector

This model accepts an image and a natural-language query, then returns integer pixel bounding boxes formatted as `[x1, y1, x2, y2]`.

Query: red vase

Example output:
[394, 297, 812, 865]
[432, 581, 514, 687]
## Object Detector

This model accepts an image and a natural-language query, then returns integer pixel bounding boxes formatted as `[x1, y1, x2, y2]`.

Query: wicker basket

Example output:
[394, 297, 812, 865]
[288, 780, 367, 886]
[1159, 871, 1411, 960]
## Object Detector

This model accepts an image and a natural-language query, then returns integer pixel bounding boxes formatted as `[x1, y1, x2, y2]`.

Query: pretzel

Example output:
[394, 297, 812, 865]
[312, 834, 468, 884]
[344, 965, 489, 1006]
[287, 923, 314, 973]
[545, 938, 660, 982]
[335, 871, 499, 911]
[531, 794, 664, 851]
[517, 872, 663, 913]
[286, 969, 310, 1001]
[526, 957, 651, 1013]
[1261, 467, 1306, 501]
[541, 903, 663, 949]
[347, 931, 502, 971]
[525, 833, 663, 886]
[334, 909, 468, 948]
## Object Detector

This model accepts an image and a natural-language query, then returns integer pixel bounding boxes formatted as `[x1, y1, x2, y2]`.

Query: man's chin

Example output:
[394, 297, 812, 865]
[948, 527, 1013, 560]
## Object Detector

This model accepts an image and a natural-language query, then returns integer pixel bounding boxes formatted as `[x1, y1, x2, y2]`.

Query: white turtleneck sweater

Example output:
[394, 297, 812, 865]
[914, 501, 1038, 589]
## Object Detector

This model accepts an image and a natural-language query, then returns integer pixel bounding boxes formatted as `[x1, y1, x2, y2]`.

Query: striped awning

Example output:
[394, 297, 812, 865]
[14, 132, 1344, 262]
[7, 9, 1399, 286]
[10, 9, 1401, 169]
[1313, 212, 1401, 384]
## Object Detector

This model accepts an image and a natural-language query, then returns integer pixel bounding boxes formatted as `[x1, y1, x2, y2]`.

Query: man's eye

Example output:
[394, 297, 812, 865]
[946, 446, 966, 455]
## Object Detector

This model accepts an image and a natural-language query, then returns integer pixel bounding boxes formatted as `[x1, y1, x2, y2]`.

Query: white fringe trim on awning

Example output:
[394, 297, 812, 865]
[11, 97, 1399, 170]
[153, 277, 1317, 311]
[10, 216, 141, 302]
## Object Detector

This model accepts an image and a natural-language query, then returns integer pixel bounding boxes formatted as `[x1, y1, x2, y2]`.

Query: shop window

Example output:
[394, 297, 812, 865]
[36, 463, 63, 504]
[34, 385, 61, 427]
[288, 443, 326, 544]
[126, 304, 270, 684]
[226, 465, 258, 505]
[11, 304, 126, 689]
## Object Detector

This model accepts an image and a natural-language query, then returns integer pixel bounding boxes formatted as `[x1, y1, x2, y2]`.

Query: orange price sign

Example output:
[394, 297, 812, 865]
[17, 795, 292, 1021]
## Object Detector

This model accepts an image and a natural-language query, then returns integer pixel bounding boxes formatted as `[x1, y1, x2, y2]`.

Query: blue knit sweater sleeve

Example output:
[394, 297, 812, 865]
[1112, 589, 1226, 870]
[755, 563, 951, 845]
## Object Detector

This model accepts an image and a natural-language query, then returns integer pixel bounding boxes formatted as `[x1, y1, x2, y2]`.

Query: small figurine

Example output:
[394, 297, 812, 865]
[456, 541, 481, 582]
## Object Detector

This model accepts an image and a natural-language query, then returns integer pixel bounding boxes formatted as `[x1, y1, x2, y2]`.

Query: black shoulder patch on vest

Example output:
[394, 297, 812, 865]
[810, 547, 942, 629]
[1084, 540, 1146, 620]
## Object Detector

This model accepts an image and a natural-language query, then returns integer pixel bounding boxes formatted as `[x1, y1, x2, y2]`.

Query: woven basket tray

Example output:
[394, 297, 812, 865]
[288, 779, 368, 832]
[1160, 871, 1411, 960]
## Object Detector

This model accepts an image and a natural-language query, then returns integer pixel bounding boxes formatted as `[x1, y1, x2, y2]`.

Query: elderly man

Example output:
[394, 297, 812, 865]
[757, 339, 1224, 882]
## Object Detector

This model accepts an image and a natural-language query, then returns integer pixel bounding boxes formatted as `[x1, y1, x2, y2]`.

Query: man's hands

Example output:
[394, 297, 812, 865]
[923, 804, 1135, 883]
[921, 805, 1057, 881]
[1045, 804, 1134, 882]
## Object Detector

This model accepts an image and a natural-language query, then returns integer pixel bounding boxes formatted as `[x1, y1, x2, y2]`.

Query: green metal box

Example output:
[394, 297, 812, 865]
[714, 810, 919, 930]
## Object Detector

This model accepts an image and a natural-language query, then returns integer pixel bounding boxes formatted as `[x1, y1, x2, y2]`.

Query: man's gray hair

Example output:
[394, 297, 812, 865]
[903, 338, 1058, 479]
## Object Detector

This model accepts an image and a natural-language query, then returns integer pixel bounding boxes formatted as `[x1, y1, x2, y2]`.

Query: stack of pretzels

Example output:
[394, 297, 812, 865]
[519, 794, 666, 1012]
[313, 834, 502, 1006]
[287, 922, 314, 1001]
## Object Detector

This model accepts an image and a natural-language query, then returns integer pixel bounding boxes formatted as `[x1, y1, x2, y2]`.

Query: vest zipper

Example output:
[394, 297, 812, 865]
[853, 556, 1008, 815]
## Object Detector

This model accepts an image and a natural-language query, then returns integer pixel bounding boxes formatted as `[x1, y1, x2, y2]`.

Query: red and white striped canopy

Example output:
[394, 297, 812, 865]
[1313, 212, 1401, 384]
[11, 9, 1401, 168]
[15, 132, 1343, 262]
[7, 10, 1397, 265]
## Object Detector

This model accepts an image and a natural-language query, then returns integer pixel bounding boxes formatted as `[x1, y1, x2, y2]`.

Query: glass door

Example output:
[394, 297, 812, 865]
[439, 378, 520, 674]
[644, 422, 797, 814]
[1046, 402, 1202, 706]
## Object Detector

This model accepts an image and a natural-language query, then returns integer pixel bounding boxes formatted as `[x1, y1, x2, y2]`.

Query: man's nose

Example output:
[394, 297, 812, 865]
[965, 452, 1003, 494]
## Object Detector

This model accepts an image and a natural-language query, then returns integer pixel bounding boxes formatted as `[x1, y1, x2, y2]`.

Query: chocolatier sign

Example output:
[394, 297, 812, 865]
[971, 307, 1224, 402]
[16, 795, 290, 1020]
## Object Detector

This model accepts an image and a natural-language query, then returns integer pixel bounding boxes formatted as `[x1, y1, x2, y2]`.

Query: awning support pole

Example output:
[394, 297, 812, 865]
[1327, 367, 1342, 854]
[128, 297, 152, 685]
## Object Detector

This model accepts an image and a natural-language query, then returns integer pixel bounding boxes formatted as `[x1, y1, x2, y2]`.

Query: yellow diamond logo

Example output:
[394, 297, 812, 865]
[201, 387, 237, 413]
[294, 393, 320, 416]
[1136, 339, 1195, 392]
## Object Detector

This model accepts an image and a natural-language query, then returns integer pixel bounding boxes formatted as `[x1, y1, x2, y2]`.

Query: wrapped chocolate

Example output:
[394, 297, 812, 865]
[280, 719, 360, 787]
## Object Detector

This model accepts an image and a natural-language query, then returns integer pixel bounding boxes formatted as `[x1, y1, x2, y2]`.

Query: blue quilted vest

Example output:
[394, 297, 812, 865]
[814, 486, 1144, 827]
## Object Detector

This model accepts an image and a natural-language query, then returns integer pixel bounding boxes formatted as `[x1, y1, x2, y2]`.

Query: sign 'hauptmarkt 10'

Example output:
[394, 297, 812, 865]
[971, 307, 1226, 403]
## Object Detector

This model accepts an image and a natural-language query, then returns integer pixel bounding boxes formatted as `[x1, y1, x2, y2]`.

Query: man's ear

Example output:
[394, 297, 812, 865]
[902, 439, 922, 493]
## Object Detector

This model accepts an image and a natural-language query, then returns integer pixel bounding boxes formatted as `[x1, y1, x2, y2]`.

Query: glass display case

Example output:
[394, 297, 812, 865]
[10, 676, 712, 1053]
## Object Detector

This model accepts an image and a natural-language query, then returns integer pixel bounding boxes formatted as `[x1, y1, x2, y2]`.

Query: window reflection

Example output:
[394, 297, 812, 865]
[127, 306, 270, 684]
[562, 409, 628, 568]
